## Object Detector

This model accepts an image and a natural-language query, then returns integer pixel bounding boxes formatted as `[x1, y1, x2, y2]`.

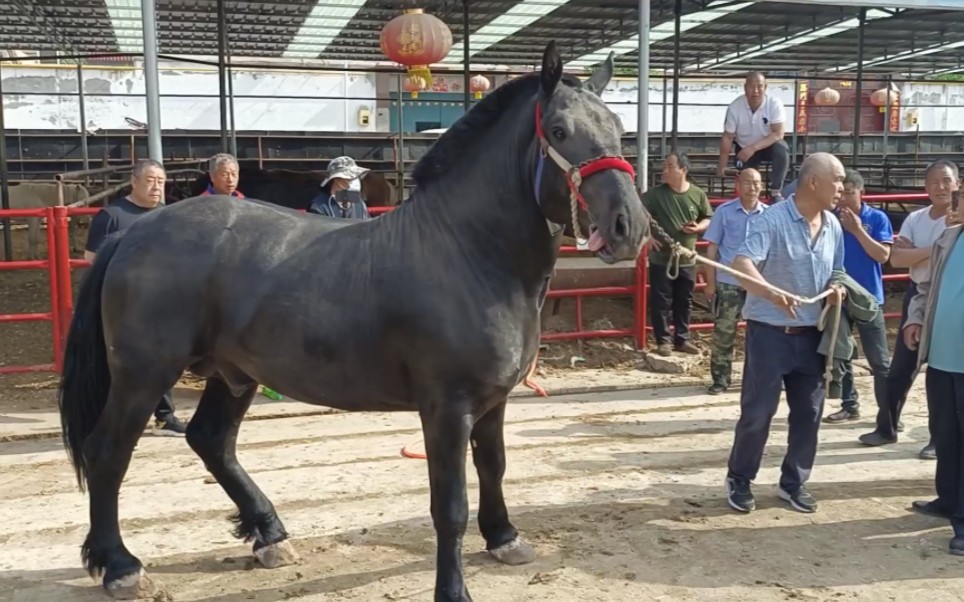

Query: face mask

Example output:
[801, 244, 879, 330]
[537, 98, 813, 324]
[347, 178, 361, 192]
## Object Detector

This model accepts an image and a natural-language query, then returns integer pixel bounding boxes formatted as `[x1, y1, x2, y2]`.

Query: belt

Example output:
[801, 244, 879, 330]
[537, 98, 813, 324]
[748, 320, 818, 335]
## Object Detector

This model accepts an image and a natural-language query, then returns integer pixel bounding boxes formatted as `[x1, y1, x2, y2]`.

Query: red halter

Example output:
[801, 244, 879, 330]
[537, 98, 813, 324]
[534, 102, 636, 213]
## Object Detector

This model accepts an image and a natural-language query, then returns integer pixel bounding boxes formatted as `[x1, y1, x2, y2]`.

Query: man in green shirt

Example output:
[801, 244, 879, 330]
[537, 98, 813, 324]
[644, 152, 714, 356]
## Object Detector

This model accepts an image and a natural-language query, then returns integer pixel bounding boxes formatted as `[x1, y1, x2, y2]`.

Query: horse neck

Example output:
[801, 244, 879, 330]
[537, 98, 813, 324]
[412, 114, 557, 284]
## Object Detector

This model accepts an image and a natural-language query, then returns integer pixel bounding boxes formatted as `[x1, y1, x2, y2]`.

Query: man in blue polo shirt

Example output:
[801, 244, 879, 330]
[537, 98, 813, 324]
[725, 152, 846, 515]
[704, 168, 766, 394]
[823, 169, 893, 424]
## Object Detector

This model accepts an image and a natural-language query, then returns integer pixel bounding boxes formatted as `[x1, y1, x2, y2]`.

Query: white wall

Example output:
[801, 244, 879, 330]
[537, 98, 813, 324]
[0, 64, 379, 132]
[898, 82, 964, 132]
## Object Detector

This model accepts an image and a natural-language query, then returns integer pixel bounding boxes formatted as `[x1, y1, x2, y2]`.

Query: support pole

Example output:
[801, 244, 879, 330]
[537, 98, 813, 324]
[637, 0, 650, 192]
[462, 0, 471, 112]
[0, 67, 11, 260]
[141, 0, 163, 161]
[217, 0, 229, 153]
[790, 75, 799, 178]
[671, 0, 682, 151]
[77, 63, 89, 172]
[227, 55, 238, 156]
[851, 7, 866, 167]
[661, 69, 668, 159]
[396, 73, 405, 198]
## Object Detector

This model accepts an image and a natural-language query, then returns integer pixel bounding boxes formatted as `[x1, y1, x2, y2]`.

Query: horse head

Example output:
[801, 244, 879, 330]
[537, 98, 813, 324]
[533, 41, 650, 264]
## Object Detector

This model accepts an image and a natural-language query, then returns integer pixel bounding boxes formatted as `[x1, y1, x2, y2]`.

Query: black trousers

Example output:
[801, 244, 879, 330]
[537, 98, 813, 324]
[734, 140, 790, 194]
[875, 282, 937, 442]
[648, 264, 695, 347]
[927, 367, 964, 528]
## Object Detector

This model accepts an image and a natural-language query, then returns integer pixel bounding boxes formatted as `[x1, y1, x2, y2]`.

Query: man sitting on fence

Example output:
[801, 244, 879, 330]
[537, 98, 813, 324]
[308, 156, 371, 219]
[703, 167, 766, 395]
[201, 153, 245, 198]
[823, 168, 893, 425]
[84, 159, 187, 437]
[643, 151, 713, 357]
[717, 72, 790, 202]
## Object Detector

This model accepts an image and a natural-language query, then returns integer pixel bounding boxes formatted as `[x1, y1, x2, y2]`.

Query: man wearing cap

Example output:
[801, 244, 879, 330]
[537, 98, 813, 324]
[308, 156, 371, 219]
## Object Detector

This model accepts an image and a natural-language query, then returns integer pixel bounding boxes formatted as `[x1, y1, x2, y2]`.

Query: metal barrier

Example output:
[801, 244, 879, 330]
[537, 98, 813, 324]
[0, 207, 64, 374]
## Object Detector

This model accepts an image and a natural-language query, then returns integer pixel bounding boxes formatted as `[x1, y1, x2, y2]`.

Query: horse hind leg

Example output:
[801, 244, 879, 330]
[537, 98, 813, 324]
[185, 376, 299, 569]
[471, 401, 536, 566]
[81, 375, 179, 599]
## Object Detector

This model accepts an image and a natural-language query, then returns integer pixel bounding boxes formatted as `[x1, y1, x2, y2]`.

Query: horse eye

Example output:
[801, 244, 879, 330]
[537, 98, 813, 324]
[552, 127, 566, 141]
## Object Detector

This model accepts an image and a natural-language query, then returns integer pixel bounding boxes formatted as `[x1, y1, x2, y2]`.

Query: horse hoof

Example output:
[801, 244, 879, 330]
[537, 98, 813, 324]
[488, 537, 536, 565]
[254, 540, 300, 568]
[104, 568, 167, 600]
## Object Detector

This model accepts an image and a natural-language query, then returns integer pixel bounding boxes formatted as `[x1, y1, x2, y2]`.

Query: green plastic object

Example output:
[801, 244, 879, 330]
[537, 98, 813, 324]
[259, 386, 284, 401]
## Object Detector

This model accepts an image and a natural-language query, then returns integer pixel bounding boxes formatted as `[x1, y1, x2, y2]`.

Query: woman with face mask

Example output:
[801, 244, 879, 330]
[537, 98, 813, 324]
[308, 156, 372, 219]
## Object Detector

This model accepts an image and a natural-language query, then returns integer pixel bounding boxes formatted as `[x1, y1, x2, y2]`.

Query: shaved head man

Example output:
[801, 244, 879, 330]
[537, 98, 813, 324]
[724, 152, 847, 515]
[703, 167, 766, 395]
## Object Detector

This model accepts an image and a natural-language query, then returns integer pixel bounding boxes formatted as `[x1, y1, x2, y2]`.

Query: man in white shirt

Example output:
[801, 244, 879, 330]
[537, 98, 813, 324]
[717, 72, 790, 202]
[859, 159, 960, 460]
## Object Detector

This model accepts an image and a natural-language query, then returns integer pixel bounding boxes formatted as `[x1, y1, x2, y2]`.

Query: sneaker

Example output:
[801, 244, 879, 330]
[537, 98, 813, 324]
[778, 485, 817, 513]
[726, 477, 755, 513]
[654, 344, 672, 357]
[919, 444, 937, 460]
[674, 341, 700, 355]
[707, 383, 727, 395]
[153, 416, 187, 437]
[823, 409, 859, 423]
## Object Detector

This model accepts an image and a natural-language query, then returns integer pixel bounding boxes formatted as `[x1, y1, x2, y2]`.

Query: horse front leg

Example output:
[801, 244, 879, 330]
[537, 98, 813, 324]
[186, 377, 298, 569]
[471, 401, 536, 565]
[421, 405, 474, 602]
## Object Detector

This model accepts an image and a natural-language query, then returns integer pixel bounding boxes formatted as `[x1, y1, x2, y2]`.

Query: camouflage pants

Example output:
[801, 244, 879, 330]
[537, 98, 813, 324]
[710, 282, 747, 388]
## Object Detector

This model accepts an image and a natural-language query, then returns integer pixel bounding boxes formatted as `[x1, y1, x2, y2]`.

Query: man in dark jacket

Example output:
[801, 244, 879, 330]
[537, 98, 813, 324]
[308, 156, 371, 219]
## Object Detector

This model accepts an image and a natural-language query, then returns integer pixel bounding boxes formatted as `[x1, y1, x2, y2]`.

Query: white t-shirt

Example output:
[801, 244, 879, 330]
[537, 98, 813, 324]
[724, 94, 786, 148]
[898, 206, 948, 283]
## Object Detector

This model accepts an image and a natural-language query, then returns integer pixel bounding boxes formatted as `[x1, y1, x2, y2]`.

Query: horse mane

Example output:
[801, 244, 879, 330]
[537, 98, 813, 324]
[411, 72, 583, 187]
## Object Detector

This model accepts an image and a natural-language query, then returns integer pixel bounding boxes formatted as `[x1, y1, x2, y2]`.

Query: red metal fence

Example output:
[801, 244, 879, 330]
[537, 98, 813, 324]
[0, 194, 925, 374]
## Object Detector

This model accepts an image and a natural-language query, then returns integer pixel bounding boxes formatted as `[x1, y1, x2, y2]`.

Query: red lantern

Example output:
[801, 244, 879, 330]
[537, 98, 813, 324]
[870, 87, 898, 107]
[380, 8, 453, 87]
[469, 74, 490, 99]
[403, 74, 427, 99]
[813, 86, 840, 106]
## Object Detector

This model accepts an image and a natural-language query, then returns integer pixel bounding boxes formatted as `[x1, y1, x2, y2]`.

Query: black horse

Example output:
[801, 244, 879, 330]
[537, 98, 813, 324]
[57, 42, 649, 601]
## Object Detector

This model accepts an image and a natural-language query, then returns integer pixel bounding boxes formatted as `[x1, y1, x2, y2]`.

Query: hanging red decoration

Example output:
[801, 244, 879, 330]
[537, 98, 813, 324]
[469, 75, 491, 99]
[870, 87, 898, 107]
[403, 74, 427, 99]
[380, 8, 453, 88]
[813, 86, 840, 106]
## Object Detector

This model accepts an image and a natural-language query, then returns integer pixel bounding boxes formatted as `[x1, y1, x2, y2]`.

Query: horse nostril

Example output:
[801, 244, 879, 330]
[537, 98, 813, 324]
[614, 213, 628, 239]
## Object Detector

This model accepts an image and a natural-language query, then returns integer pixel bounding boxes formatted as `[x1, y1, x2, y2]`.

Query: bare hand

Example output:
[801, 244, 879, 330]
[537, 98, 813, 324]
[704, 281, 716, 304]
[947, 206, 962, 226]
[646, 237, 663, 252]
[680, 221, 699, 235]
[838, 208, 862, 234]
[826, 284, 848, 306]
[768, 290, 798, 319]
[903, 324, 922, 350]
[894, 236, 914, 249]
[736, 147, 755, 163]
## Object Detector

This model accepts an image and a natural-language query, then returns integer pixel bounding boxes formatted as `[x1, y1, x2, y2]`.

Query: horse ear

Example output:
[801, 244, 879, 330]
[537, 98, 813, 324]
[584, 51, 614, 96]
[540, 41, 563, 96]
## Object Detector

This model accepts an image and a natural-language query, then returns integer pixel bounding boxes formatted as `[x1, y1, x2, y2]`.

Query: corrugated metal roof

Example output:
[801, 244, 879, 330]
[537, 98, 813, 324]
[0, 1, 959, 77]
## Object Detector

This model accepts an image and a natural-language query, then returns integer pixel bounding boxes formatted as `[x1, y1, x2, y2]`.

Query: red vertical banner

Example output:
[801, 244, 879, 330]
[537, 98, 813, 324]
[888, 94, 901, 133]
[796, 81, 809, 134]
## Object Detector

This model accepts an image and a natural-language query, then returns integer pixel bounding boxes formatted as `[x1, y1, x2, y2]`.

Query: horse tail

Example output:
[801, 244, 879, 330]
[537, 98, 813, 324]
[58, 233, 123, 492]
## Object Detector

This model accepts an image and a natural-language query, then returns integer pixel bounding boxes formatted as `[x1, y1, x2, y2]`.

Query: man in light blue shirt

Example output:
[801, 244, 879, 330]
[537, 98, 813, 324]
[704, 168, 766, 394]
[724, 152, 846, 516]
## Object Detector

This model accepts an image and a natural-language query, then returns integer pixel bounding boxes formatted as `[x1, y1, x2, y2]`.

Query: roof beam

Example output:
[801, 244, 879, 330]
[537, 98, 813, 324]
[828, 38, 964, 71]
[685, 8, 892, 72]
[758, 0, 964, 9]
[564, 0, 753, 70]
[440, 0, 573, 64]
[105, 0, 144, 52]
[282, 0, 368, 58]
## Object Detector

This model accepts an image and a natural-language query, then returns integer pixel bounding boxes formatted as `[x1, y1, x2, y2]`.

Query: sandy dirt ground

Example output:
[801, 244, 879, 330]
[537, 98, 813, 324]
[0, 374, 960, 602]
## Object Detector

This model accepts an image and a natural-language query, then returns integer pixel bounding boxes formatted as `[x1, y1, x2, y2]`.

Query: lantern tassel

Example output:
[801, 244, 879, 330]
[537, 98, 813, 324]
[409, 65, 433, 87]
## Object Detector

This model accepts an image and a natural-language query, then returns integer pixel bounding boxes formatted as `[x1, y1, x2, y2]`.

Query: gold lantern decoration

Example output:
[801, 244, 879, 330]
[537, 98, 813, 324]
[380, 8, 453, 88]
